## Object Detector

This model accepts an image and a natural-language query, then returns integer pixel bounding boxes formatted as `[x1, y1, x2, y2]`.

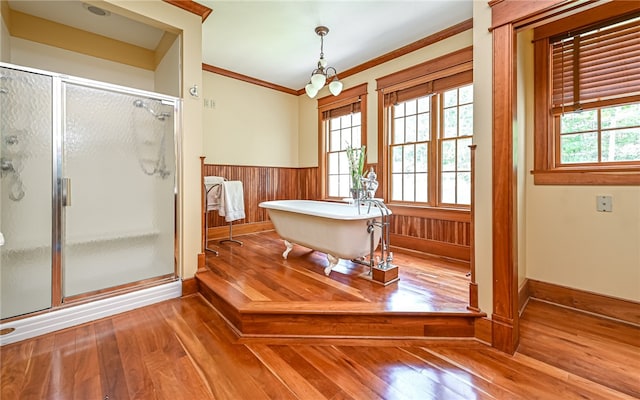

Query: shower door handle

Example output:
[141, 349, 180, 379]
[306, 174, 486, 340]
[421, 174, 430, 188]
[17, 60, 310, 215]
[62, 177, 71, 207]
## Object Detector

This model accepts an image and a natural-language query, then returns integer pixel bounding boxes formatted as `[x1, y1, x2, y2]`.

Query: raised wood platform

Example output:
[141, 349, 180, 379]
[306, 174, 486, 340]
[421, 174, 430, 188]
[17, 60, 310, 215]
[197, 231, 484, 340]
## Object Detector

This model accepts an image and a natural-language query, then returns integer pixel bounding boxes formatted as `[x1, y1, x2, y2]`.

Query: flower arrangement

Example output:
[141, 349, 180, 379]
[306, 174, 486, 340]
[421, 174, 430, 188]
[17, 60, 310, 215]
[346, 144, 366, 192]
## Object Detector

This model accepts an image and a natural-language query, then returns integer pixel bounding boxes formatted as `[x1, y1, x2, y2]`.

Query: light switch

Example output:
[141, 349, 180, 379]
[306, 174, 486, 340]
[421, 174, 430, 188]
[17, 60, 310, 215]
[596, 195, 612, 212]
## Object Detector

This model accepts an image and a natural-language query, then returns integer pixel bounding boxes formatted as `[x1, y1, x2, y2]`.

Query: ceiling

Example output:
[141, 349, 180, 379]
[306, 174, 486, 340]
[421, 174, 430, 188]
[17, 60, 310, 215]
[7, 0, 473, 92]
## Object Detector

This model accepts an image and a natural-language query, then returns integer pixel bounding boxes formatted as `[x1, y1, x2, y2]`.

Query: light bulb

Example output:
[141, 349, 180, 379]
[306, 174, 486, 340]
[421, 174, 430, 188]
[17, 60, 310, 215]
[305, 83, 318, 98]
[311, 73, 326, 90]
[329, 79, 343, 96]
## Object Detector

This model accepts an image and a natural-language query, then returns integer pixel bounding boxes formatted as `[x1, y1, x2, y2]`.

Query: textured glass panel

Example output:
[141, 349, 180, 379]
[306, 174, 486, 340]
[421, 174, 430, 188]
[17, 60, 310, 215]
[415, 173, 428, 202]
[394, 103, 405, 118]
[602, 129, 640, 161]
[560, 132, 598, 163]
[0, 67, 53, 319]
[62, 83, 175, 297]
[441, 172, 456, 203]
[340, 114, 351, 127]
[457, 172, 471, 205]
[341, 128, 351, 147]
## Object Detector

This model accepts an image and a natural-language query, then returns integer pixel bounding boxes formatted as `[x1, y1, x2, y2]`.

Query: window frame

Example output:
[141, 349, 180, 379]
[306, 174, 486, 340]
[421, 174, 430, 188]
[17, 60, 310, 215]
[317, 83, 368, 200]
[532, 8, 640, 185]
[377, 47, 473, 210]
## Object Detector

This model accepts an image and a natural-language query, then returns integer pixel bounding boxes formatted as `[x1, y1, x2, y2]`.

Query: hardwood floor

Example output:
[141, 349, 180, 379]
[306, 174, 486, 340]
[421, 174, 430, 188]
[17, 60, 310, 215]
[2, 294, 638, 399]
[197, 231, 482, 339]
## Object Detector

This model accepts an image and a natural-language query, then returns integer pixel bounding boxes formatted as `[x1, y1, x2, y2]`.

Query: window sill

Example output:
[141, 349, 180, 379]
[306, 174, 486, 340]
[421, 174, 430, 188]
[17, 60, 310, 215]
[387, 204, 470, 222]
[531, 169, 640, 185]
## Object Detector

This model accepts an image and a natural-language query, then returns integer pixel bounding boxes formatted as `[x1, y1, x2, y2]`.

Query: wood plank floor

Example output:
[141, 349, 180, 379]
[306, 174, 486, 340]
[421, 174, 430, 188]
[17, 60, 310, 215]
[197, 231, 482, 339]
[2, 294, 638, 399]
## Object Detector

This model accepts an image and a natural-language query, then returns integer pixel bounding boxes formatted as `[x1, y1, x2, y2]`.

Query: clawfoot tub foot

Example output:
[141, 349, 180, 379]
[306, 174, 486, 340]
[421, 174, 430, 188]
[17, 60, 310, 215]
[325, 254, 339, 275]
[282, 240, 294, 259]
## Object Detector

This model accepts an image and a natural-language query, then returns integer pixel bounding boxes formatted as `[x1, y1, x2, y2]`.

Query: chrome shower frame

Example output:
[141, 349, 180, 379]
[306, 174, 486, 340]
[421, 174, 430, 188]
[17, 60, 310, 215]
[0, 61, 183, 311]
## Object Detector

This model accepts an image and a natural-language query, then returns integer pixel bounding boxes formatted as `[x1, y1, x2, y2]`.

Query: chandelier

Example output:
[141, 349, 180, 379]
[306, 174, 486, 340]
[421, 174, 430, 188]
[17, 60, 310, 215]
[305, 26, 343, 99]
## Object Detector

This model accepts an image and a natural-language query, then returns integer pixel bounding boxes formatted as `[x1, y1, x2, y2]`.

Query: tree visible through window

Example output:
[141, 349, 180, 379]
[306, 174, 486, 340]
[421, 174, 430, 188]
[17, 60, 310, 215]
[388, 83, 473, 207]
[533, 9, 640, 184]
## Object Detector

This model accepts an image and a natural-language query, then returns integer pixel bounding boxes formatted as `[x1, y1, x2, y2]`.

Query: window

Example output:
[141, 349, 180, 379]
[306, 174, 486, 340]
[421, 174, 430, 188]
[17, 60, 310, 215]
[533, 9, 640, 185]
[388, 84, 473, 206]
[326, 108, 362, 198]
[318, 83, 367, 199]
[379, 47, 473, 208]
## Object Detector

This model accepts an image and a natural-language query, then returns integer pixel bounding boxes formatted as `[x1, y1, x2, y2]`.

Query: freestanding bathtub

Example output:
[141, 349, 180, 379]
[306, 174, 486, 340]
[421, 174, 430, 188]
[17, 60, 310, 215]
[259, 200, 390, 275]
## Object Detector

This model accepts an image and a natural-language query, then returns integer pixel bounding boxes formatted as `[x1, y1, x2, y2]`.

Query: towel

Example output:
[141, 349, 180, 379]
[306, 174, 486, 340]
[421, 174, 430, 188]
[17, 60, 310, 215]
[219, 180, 245, 222]
[205, 176, 225, 211]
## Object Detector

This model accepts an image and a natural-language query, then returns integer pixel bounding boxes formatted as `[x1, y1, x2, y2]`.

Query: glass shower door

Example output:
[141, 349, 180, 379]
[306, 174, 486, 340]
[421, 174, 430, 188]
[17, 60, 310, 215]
[61, 82, 176, 299]
[0, 66, 53, 319]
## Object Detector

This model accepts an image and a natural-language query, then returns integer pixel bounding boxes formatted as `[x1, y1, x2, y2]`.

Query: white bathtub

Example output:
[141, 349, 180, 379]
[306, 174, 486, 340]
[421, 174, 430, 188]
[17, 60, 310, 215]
[259, 200, 390, 275]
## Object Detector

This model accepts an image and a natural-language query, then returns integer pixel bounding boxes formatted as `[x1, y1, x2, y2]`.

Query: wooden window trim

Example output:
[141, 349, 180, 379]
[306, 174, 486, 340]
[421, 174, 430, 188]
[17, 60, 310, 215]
[378, 50, 473, 209]
[317, 83, 368, 200]
[532, 4, 640, 186]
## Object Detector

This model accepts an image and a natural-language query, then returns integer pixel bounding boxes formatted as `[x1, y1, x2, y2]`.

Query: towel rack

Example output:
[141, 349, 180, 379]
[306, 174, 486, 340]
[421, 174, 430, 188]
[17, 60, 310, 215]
[204, 179, 243, 254]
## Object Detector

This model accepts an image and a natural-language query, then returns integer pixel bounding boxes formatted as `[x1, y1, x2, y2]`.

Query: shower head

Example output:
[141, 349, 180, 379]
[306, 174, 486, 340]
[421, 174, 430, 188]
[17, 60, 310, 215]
[133, 99, 171, 121]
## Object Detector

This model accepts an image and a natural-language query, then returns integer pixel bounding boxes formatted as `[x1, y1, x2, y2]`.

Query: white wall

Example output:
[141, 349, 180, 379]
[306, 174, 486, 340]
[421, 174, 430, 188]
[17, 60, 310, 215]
[520, 36, 640, 302]
[202, 72, 299, 167]
[10, 37, 155, 91]
[154, 36, 181, 98]
[472, 1, 493, 313]
[0, 9, 9, 62]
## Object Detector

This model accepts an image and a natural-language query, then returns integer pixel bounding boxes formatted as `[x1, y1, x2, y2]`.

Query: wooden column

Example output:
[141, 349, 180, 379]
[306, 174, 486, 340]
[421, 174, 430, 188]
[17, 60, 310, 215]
[491, 23, 519, 354]
[468, 144, 479, 312]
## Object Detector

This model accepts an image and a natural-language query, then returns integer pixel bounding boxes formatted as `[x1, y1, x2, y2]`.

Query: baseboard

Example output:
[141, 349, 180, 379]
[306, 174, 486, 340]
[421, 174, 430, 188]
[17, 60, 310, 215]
[527, 279, 640, 326]
[474, 316, 492, 344]
[390, 233, 470, 262]
[0, 280, 182, 345]
[207, 221, 274, 240]
[518, 278, 530, 315]
[182, 277, 199, 296]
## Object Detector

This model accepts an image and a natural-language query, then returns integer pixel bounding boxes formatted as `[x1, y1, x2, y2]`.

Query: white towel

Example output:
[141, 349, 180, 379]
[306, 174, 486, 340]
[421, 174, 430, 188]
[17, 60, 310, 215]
[219, 180, 245, 222]
[205, 176, 225, 211]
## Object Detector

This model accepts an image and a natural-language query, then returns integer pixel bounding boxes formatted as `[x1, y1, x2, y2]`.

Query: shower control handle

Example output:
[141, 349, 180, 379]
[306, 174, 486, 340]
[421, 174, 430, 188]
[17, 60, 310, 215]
[62, 178, 71, 207]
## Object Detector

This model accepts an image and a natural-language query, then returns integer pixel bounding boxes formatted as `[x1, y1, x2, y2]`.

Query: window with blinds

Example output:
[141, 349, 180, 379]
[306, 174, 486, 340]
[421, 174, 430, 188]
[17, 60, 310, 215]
[323, 102, 363, 198]
[317, 83, 368, 199]
[551, 15, 640, 113]
[533, 8, 640, 184]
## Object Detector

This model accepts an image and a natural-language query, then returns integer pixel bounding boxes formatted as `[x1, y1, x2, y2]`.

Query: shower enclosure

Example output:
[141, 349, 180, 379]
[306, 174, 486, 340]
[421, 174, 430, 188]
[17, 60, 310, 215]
[0, 63, 179, 320]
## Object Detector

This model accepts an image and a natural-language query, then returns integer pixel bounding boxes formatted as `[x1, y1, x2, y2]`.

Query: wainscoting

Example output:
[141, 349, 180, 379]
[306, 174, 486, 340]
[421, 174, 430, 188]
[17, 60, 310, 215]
[202, 164, 470, 262]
